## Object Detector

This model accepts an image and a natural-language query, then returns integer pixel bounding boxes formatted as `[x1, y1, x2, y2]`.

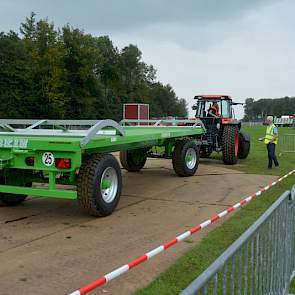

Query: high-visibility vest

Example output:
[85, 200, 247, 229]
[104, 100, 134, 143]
[264, 124, 278, 145]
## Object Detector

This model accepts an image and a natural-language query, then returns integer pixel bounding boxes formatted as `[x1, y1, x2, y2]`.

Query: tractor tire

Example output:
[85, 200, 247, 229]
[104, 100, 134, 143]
[238, 132, 250, 159]
[0, 171, 32, 206]
[172, 140, 199, 176]
[120, 149, 147, 172]
[222, 125, 239, 165]
[77, 154, 122, 217]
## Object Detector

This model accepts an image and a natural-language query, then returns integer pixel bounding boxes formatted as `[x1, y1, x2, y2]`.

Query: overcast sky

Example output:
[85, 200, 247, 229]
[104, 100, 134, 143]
[1, 0, 294, 118]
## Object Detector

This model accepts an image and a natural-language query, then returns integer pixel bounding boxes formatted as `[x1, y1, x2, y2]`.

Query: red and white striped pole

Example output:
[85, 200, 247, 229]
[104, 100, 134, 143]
[69, 169, 295, 295]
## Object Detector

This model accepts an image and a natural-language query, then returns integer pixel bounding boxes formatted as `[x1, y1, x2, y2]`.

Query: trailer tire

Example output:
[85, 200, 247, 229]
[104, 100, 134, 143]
[172, 140, 199, 176]
[222, 125, 239, 165]
[120, 149, 147, 172]
[200, 148, 212, 158]
[0, 194, 28, 206]
[0, 172, 31, 206]
[77, 154, 122, 217]
[238, 132, 251, 159]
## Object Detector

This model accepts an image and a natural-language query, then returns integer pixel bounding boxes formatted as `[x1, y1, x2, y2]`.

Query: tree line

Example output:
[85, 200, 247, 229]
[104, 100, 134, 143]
[0, 13, 187, 120]
[244, 96, 295, 121]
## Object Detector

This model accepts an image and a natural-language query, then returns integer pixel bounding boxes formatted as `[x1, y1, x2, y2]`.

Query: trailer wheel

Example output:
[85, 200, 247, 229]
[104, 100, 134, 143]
[238, 132, 251, 159]
[172, 140, 199, 176]
[77, 154, 122, 217]
[120, 149, 147, 172]
[0, 172, 32, 206]
[222, 125, 239, 165]
[200, 148, 212, 158]
[0, 194, 28, 206]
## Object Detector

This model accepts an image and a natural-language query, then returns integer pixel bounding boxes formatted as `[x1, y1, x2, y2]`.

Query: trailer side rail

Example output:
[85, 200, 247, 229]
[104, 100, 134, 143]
[120, 119, 205, 129]
[0, 119, 125, 147]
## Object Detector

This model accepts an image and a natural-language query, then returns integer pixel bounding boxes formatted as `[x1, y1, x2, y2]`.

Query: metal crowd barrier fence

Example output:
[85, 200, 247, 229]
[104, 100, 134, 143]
[280, 134, 295, 154]
[181, 185, 295, 295]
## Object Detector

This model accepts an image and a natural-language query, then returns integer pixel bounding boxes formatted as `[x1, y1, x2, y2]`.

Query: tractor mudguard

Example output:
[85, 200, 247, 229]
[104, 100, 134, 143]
[221, 120, 241, 130]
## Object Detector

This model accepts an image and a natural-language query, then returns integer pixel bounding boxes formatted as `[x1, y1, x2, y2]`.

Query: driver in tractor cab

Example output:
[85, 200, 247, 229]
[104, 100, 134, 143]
[207, 102, 220, 118]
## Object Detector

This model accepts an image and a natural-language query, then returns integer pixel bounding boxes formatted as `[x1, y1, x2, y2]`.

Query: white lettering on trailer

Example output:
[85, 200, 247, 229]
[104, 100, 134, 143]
[4, 138, 13, 147]
[0, 138, 28, 148]
[18, 139, 28, 148]
[13, 138, 20, 147]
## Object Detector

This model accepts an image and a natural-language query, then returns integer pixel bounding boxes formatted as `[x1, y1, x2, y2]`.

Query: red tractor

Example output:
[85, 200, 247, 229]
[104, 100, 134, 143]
[192, 94, 250, 164]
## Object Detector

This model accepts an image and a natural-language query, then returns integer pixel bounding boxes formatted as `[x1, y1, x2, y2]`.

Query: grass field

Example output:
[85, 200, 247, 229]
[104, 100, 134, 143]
[136, 126, 295, 295]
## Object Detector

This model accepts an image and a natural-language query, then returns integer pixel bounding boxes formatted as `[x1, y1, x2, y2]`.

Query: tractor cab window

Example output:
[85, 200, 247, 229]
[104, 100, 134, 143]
[221, 100, 231, 118]
[194, 101, 204, 117]
[195, 100, 221, 118]
[195, 100, 232, 118]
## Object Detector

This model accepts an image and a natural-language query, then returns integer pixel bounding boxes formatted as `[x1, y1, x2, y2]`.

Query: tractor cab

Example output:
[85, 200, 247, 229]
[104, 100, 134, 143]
[192, 95, 235, 153]
[193, 94, 234, 120]
[192, 94, 241, 135]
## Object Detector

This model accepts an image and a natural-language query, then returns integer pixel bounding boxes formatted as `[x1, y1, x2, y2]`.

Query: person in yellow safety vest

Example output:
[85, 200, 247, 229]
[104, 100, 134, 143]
[260, 116, 279, 169]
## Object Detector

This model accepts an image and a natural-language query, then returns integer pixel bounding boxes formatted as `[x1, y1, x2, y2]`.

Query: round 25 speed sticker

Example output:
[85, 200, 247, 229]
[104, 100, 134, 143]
[42, 152, 55, 166]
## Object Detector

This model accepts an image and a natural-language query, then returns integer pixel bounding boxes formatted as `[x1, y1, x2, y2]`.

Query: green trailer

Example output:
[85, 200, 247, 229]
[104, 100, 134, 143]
[0, 119, 205, 216]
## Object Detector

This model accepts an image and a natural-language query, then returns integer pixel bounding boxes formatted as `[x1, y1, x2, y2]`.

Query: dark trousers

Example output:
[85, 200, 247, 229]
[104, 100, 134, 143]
[267, 143, 279, 168]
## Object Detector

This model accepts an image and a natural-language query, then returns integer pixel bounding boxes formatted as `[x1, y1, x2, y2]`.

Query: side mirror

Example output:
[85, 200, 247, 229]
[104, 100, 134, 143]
[231, 102, 244, 106]
[192, 105, 198, 110]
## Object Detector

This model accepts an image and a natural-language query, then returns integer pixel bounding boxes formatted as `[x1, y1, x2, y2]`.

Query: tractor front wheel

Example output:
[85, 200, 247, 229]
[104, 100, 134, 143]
[77, 154, 122, 217]
[222, 125, 239, 165]
[238, 132, 251, 159]
[172, 140, 199, 176]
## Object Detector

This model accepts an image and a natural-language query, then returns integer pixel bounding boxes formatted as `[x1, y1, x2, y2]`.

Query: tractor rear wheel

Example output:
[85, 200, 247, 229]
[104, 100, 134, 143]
[222, 125, 239, 165]
[77, 154, 122, 217]
[0, 170, 32, 206]
[172, 140, 199, 176]
[120, 149, 147, 172]
[238, 132, 250, 159]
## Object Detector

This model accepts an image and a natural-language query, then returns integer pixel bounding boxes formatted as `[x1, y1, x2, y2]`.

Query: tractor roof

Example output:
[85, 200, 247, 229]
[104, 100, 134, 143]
[194, 94, 232, 100]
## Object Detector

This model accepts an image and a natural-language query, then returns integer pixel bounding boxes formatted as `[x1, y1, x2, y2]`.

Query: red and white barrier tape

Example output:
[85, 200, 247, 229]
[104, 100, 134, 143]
[69, 169, 295, 295]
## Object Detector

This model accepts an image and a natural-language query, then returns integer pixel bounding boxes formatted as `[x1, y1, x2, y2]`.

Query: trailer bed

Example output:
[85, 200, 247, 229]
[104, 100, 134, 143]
[0, 126, 204, 150]
[0, 119, 205, 216]
[0, 119, 204, 147]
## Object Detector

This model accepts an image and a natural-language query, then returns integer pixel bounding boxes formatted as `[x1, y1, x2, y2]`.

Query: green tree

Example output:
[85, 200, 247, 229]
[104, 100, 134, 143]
[19, 13, 67, 118]
[243, 96, 295, 120]
[0, 32, 31, 118]
[61, 26, 101, 119]
[0, 13, 188, 121]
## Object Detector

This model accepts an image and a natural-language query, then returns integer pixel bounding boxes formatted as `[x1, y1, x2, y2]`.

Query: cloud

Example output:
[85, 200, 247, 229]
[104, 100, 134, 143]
[111, 0, 295, 118]
[0, 0, 293, 119]
[0, 0, 277, 34]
